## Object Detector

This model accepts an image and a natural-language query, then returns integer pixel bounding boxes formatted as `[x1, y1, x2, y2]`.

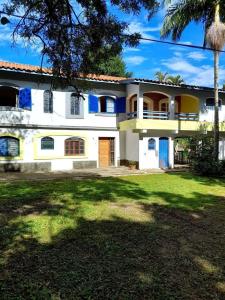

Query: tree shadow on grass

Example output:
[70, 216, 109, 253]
[1, 205, 225, 300]
[0, 181, 225, 299]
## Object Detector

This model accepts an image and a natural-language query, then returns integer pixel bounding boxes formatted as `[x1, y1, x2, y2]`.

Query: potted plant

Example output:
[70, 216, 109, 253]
[128, 161, 137, 170]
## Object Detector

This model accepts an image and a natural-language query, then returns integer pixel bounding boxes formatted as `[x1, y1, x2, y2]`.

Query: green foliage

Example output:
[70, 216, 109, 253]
[98, 55, 133, 77]
[189, 133, 225, 176]
[167, 74, 184, 85]
[155, 71, 185, 84]
[2, 0, 159, 85]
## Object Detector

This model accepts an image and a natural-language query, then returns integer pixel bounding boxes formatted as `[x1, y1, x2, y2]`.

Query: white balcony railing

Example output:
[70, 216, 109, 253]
[175, 113, 199, 121]
[127, 111, 199, 121]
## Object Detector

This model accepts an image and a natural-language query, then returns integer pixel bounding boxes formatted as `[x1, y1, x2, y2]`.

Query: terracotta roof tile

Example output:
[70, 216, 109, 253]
[0, 60, 126, 82]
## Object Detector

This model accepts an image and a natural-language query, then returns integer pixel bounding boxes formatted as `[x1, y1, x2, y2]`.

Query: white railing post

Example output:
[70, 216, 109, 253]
[137, 89, 143, 119]
[169, 95, 175, 120]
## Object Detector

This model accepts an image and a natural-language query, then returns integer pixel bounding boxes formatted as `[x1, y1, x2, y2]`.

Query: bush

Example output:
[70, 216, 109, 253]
[188, 133, 225, 177]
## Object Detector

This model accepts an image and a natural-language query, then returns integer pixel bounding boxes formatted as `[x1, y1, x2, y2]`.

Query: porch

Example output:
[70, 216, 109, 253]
[127, 92, 200, 121]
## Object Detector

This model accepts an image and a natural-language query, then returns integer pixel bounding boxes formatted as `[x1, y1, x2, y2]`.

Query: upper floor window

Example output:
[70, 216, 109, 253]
[70, 93, 80, 115]
[0, 136, 19, 157]
[99, 96, 115, 113]
[148, 138, 156, 150]
[0, 86, 18, 108]
[0, 86, 32, 111]
[65, 137, 85, 156]
[41, 137, 54, 150]
[206, 98, 222, 108]
[44, 90, 53, 113]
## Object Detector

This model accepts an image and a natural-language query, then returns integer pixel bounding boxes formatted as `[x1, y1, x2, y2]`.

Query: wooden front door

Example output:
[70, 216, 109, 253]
[99, 138, 114, 167]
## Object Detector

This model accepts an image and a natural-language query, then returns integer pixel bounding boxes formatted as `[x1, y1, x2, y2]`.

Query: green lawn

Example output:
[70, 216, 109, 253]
[0, 173, 225, 299]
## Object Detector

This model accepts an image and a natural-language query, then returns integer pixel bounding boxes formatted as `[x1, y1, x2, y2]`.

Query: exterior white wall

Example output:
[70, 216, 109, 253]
[139, 137, 159, 169]
[138, 136, 174, 170]
[0, 128, 119, 171]
[0, 78, 125, 129]
[125, 130, 139, 161]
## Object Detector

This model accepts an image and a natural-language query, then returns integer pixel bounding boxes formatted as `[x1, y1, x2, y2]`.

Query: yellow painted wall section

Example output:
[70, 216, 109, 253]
[180, 95, 199, 113]
[119, 119, 225, 132]
[33, 131, 89, 160]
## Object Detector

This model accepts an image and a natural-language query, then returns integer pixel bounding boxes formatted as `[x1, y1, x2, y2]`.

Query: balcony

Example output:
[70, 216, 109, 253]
[127, 111, 199, 121]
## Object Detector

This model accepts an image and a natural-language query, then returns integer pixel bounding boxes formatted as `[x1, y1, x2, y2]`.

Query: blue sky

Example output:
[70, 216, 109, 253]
[0, 2, 225, 87]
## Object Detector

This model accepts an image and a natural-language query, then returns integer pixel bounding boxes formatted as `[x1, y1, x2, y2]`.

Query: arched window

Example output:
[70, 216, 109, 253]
[41, 137, 54, 150]
[99, 96, 115, 113]
[70, 93, 80, 115]
[0, 136, 19, 157]
[65, 137, 85, 156]
[43, 90, 53, 113]
[159, 99, 179, 113]
[148, 138, 156, 150]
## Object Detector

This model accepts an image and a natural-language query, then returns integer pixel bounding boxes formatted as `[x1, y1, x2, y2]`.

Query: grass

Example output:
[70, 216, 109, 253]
[0, 172, 225, 299]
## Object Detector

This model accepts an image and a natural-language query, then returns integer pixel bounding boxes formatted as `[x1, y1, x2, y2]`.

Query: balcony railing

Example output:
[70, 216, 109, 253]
[175, 113, 199, 121]
[127, 111, 199, 121]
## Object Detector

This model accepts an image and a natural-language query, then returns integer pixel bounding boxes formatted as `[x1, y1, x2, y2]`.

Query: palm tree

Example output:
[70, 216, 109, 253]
[155, 71, 168, 82]
[167, 75, 185, 85]
[161, 0, 225, 161]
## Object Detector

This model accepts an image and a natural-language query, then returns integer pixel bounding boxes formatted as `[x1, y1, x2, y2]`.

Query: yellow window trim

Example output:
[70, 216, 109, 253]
[33, 131, 89, 160]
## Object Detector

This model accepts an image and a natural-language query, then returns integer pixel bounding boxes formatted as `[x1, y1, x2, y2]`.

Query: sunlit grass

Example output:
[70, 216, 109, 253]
[1, 173, 225, 299]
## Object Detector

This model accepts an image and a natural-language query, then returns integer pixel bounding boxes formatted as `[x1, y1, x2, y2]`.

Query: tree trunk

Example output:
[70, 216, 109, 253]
[213, 50, 220, 161]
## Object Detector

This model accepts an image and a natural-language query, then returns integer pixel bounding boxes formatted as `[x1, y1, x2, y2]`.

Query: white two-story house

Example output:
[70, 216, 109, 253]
[0, 61, 225, 172]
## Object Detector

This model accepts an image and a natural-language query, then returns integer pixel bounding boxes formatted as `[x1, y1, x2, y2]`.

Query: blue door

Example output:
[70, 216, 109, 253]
[159, 137, 169, 168]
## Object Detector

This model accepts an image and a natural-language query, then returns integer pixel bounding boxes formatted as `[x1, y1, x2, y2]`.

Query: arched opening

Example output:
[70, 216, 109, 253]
[0, 86, 18, 107]
[148, 138, 156, 150]
[175, 94, 199, 120]
[65, 137, 85, 156]
[41, 137, 54, 150]
[0, 136, 20, 157]
[143, 92, 171, 120]
[99, 96, 115, 113]
[43, 90, 53, 113]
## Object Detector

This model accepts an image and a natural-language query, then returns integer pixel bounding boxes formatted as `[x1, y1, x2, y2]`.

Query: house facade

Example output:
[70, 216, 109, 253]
[0, 61, 225, 172]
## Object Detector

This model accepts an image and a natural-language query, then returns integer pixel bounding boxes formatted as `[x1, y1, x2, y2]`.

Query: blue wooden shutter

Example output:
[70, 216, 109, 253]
[19, 88, 32, 110]
[88, 94, 98, 113]
[0, 138, 7, 156]
[115, 97, 126, 113]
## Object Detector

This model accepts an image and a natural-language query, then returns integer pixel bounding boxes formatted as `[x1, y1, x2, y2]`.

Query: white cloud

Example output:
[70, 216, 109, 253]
[123, 47, 140, 53]
[125, 55, 146, 66]
[187, 51, 207, 61]
[161, 55, 225, 87]
[127, 21, 157, 43]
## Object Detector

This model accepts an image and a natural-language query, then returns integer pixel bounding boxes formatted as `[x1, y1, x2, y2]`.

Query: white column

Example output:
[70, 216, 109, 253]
[137, 89, 143, 119]
[169, 137, 174, 169]
[169, 95, 175, 120]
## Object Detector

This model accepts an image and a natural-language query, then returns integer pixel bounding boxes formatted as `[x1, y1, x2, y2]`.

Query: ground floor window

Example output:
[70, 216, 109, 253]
[148, 138, 156, 150]
[41, 137, 54, 150]
[0, 136, 19, 156]
[65, 137, 85, 156]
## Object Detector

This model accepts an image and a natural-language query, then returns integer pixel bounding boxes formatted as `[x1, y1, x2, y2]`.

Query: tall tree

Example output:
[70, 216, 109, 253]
[98, 56, 133, 77]
[1, 0, 158, 87]
[161, 0, 225, 161]
[155, 71, 168, 82]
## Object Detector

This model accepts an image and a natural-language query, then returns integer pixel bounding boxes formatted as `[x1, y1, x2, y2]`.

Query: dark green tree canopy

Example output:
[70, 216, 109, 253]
[2, 0, 159, 85]
[98, 56, 133, 77]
